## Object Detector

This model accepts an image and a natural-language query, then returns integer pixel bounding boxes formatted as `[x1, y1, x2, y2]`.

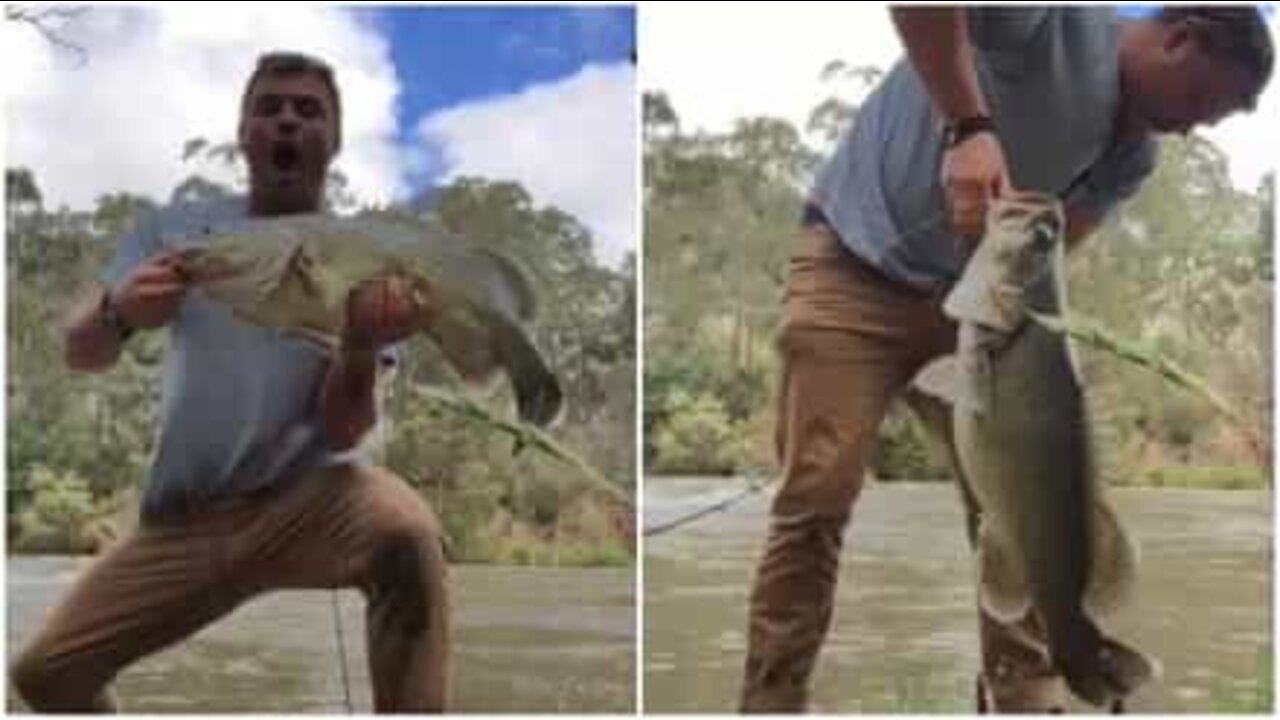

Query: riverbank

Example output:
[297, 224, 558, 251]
[9, 484, 635, 565]
[647, 464, 1271, 492]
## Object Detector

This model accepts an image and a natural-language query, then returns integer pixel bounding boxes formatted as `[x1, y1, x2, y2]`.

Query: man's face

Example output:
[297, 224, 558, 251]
[1130, 24, 1257, 136]
[239, 72, 338, 211]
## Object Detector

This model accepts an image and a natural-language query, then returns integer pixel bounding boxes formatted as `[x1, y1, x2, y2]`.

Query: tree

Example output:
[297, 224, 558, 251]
[6, 5, 88, 65]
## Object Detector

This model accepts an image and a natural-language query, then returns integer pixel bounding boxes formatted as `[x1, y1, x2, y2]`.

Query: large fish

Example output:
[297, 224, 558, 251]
[916, 194, 1157, 708]
[176, 213, 563, 427]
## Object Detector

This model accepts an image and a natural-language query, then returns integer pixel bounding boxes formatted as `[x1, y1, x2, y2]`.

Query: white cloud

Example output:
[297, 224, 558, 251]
[642, 2, 1277, 191]
[5, 5, 403, 210]
[418, 63, 637, 267]
[641, 2, 902, 147]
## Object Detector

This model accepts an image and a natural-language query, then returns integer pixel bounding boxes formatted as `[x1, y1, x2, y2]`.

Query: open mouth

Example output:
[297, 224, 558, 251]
[271, 142, 301, 173]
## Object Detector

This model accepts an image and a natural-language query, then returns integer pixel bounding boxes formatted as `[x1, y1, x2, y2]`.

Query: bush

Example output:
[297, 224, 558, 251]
[1141, 465, 1268, 490]
[651, 392, 739, 475]
[731, 404, 778, 477]
[871, 407, 952, 482]
[14, 465, 99, 553]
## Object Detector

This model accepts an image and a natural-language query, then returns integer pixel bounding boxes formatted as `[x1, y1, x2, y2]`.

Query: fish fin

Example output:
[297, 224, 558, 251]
[976, 525, 1030, 623]
[1059, 631, 1159, 708]
[913, 355, 961, 404]
[1098, 635, 1161, 697]
[1085, 500, 1139, 618]
[912, 354, 989, 414]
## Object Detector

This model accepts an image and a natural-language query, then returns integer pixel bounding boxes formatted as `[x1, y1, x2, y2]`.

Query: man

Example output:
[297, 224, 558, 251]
[11, 52, 451, 712]
[740, 7, 1271, 713]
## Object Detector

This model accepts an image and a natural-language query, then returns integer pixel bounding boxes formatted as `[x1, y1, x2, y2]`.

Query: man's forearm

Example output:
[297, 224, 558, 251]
[1065, 205, 1103, 252]
[319, 343, 379, 451]
[63, 287, 126, 372]
[890, 7, 988, 121]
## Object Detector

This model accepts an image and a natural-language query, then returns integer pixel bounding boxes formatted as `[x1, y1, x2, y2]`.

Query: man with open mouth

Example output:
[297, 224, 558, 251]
[11, 51, 453, 713]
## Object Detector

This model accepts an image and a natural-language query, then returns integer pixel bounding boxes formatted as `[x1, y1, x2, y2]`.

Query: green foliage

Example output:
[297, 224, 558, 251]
[871, 407, 951, 482]
[651, 392, 740, 475]
[14, 465, 98, 554]
[1139, 465, 1268, 491]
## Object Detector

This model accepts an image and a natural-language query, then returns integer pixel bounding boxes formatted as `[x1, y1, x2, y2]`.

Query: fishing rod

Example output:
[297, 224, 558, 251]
[643, 474, 772, 538]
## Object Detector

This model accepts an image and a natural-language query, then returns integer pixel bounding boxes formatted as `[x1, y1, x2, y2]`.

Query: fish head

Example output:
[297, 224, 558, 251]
[945, 194, 1065, 331]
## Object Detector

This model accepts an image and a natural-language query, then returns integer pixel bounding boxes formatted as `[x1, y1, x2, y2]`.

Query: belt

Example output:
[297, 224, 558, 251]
[800, 202, 829, 229]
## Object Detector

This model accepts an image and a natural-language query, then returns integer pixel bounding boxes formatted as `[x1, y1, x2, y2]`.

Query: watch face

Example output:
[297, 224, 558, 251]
[944, 116, 994, 148]
[101, 292, 133, 338]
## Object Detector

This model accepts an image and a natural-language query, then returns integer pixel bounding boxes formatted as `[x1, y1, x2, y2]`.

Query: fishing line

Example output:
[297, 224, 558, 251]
[329, 589, 354, 713]
[643, 475, 771, 537]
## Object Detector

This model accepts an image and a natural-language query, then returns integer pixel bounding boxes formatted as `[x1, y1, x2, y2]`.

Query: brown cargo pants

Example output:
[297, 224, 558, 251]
[10, 462, 451, 713]
[740, 223, 1068, 712]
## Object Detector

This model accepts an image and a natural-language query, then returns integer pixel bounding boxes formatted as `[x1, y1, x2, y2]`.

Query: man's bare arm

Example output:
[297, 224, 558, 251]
[318, 276, 415, 451]
[890, 7, 988, 121]
[65, 249, 189, 372]
[1065, 206, 1103, 252]
[891, 7, 1011, 240]
[63, 286, 127, 372]
[319, 343, 380, 451]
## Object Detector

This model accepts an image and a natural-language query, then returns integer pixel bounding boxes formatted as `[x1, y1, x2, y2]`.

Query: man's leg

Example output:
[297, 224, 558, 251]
[740, 226, 944, 712]
[904, 390, 1068, 712]
[236, 463, 451, 713]
[9, 521, 246, 711]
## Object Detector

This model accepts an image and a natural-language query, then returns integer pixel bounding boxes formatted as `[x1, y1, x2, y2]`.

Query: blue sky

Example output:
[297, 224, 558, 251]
[361, 5, 634, 189]
[6, 5, 638, 264]
[369, 6, 633, 130]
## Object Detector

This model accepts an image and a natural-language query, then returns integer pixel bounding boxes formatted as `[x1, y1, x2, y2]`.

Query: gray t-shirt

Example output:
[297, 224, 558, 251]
[103, 197, 383, 519]
[810, 6, 1157, 291]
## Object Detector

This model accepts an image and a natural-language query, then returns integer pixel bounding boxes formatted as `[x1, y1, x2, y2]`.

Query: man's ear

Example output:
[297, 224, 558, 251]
[1161, 21, 1195, 59]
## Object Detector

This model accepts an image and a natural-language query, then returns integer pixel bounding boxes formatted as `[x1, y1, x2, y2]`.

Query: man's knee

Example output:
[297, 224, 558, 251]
[11, 644, 53, 708]
[10, 644, 105, 712]
[365, 517, 448, 628]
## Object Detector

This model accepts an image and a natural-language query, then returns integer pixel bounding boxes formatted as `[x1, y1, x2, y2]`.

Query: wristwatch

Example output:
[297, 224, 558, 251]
[98, 289, 136, 342]
[941, 114, 996, 148]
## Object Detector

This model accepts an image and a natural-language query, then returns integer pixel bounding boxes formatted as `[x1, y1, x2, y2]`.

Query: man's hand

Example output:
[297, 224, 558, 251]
[323, 275, 415, 451]
[942, 131, 1011, 242]
[341, 275, 417, 351]
[112, 249, 191, 330]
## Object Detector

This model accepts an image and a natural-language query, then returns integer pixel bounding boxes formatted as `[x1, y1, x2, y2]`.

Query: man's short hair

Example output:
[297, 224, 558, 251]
[240, 51, 343, 152]
[1159, 6, 1274, 110]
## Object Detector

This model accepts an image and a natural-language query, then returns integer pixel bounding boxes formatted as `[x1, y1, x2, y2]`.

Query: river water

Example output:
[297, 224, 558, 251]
[645, 478, 1271, 713]
[8, 560, 634, 712]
